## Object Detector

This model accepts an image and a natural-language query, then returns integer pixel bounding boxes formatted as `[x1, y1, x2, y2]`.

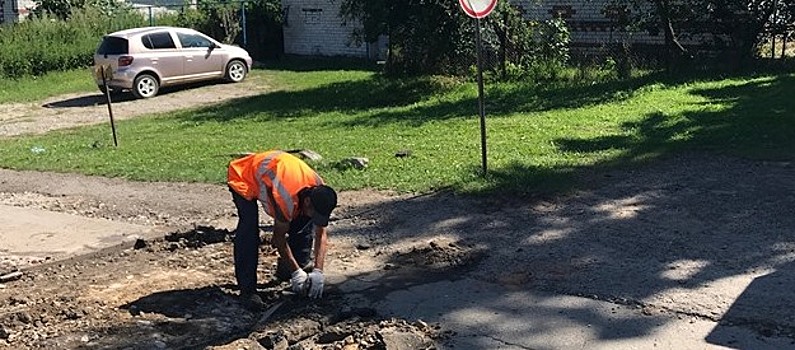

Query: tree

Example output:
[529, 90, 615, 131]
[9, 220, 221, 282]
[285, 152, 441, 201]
[607, 0, 793, 68]
[339, 0, 568, 78]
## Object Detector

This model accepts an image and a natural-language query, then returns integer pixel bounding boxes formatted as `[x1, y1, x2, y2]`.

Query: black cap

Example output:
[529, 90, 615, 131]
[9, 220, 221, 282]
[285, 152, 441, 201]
[309, 185, 337, 227]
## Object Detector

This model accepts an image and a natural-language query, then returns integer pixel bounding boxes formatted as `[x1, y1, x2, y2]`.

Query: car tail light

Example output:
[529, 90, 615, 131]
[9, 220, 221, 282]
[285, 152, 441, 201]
[118, 55, 134, 67]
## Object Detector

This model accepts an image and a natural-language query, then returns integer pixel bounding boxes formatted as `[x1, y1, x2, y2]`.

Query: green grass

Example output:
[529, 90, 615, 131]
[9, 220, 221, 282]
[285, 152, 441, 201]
[0, 61, 793, 195]
[0, 69, 97, 104]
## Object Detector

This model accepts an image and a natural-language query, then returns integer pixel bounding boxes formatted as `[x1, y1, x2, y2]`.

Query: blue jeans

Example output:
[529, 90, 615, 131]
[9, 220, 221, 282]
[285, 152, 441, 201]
[230, 187, 314, 293]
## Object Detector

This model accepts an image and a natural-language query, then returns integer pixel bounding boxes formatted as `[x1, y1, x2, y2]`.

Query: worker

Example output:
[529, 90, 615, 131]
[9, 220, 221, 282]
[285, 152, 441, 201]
[227, 150, 338, 311]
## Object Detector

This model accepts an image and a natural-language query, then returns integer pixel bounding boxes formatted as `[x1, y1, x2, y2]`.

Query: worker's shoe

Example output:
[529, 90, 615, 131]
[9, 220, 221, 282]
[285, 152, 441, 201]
[240, 292, 265, 312]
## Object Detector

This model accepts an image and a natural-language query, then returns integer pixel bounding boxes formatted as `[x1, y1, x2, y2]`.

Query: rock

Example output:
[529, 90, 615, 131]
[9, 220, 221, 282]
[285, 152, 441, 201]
[395, 150, 412, 158]
[62, 308, 83, 320]
[377, 329, 432, 350]
[15, 311, 33, 324]
[317, 326, 352, 344]
[258, 331, 288, 350]
[0, 271, 23, 283]
[0, 261, 17, 275]
[0, 325, 10, 340]
[336, 157, 369, 170]
[133, 239, 148, 250]
[211, 338, 267, 350]
[128, 305, 141, 316]
[296, 150, 323, 162]
[282, 318, 322, 344]
[355, 242, 372, 250]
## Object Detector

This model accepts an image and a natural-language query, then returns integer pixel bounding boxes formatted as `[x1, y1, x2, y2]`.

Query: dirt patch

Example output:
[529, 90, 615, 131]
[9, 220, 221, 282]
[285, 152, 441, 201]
[387, 238, 482, 270]
[0, 76, 269, 137]
[0, 229, 441, 349]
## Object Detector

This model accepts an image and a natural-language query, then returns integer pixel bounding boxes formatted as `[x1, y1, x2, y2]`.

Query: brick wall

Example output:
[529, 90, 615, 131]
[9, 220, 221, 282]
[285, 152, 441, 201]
[514, 0, 664, 49]
[281, 0, 369, 57]
[279, 0, 690, 59]
[1, 0, 34, 24]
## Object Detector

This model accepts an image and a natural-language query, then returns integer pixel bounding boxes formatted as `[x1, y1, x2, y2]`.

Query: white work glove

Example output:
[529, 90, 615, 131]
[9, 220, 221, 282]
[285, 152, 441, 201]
[290, 269, 308, 294]
[307, 270, 325, 299]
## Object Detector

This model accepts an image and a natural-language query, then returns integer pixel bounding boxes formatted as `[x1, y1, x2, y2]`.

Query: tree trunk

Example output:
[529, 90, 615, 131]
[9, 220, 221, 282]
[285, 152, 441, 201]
[655, 0, 687, 71]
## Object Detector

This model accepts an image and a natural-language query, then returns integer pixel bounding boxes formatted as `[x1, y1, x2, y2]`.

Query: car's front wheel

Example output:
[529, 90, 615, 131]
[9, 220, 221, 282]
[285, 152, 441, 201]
[225, 60, 247, 83]
[132, 74, 159, 99]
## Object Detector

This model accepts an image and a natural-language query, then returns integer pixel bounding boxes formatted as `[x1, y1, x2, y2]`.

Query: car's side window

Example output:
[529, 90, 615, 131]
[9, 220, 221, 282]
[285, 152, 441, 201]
[142, 32, 177, 50]
[177, 33, 214, 49]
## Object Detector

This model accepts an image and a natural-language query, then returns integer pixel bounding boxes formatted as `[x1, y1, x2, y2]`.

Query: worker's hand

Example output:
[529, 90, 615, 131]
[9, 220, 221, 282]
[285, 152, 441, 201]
[290, 269, 308, 294]
[307, 270, 324, 299]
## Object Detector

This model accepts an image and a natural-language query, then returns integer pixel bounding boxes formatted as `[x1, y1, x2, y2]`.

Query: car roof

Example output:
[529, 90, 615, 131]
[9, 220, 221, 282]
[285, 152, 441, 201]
[105, 26, 198, 39]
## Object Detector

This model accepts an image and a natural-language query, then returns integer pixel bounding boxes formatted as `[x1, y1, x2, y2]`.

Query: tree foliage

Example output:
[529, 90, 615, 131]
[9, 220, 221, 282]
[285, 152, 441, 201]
[339, 0, 570, 78]
[607, 0, 795, 67]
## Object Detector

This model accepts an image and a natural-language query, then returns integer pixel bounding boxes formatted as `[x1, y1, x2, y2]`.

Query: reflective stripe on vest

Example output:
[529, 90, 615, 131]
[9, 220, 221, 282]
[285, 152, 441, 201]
[256, 151, 295, 219]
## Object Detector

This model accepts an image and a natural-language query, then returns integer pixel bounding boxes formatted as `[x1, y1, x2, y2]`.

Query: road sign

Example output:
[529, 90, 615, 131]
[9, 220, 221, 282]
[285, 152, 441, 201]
[459, 0, 497, 19]
[459, 0, 497, 174]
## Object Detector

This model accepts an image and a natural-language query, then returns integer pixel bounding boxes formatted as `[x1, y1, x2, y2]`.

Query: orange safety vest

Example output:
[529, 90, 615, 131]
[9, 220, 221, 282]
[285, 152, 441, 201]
[227, 150, 324, 222]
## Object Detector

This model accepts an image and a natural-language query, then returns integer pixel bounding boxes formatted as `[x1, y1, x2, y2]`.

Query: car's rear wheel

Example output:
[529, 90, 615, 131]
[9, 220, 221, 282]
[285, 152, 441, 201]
[132, 74, 159, 99]
[225, 60, 247, 83]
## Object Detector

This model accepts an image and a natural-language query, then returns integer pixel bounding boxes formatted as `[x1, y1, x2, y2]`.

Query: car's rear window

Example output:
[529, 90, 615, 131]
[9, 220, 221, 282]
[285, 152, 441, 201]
[97, 36, 128, 55]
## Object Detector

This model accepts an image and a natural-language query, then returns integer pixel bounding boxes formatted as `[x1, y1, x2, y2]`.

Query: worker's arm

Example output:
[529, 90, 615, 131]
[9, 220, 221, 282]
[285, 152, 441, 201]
[306, 225, 328, 298]
[312, 225, 328, 271]
[271, 220, 300, 272]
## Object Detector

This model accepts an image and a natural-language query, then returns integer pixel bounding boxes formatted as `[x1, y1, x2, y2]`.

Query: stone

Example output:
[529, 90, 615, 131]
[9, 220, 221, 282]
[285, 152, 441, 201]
[297, 150, 323, 162]
[378, 329, 432, 350]
[395, 150, 412, 158]
[336, 157, 369, 170]
[211, 338, 267, 350]
[317, 326, 352, 344]
[133, 238, 148, 250]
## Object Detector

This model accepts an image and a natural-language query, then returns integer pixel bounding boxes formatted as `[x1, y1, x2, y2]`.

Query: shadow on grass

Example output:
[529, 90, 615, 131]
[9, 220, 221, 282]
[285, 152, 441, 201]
[556, 74, 795, 164]
[259, 56, 381, 72]
[43, 80, 234, 109]
[178, 67, 778, 129]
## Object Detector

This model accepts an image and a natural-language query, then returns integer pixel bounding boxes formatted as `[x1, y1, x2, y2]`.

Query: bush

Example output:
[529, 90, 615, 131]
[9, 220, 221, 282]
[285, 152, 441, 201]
[0, 8, 144, 79]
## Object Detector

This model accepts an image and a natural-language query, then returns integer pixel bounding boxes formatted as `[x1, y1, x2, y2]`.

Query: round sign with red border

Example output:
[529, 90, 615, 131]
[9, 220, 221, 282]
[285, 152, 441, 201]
[459, 0, 498, 19]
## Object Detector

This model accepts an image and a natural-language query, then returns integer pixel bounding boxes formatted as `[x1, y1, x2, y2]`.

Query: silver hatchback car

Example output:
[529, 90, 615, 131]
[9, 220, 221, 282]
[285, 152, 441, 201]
[94, 26, 253, 99]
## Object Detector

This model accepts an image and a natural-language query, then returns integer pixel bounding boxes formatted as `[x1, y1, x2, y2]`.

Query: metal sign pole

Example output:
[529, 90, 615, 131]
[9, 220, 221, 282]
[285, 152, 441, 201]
[475, 17, 487, 175]
[101, 67, 119, 147]
[241, 1, 248, 47]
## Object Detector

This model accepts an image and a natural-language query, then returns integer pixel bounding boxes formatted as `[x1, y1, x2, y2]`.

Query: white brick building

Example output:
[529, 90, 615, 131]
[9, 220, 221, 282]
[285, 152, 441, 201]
[514, 0, 668, 53]
[281, 0, 381, 58]
[1, 0, 34, 24]
[279, 1, 674, 59]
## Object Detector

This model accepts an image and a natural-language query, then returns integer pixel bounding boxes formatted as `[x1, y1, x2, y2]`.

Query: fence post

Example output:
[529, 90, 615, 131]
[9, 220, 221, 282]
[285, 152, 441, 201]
[149, 6, 154, 26]
[241, 1, 247, 47]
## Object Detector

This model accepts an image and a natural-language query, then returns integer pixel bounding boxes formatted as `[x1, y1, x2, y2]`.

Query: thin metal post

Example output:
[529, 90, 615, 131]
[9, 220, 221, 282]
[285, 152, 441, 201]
[772, 0, 778, 58]
[101, 69, 118, 147]
[241, 1, 247, 47]
[476, 18, 487, 175]
[149, 6, 154, 26]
